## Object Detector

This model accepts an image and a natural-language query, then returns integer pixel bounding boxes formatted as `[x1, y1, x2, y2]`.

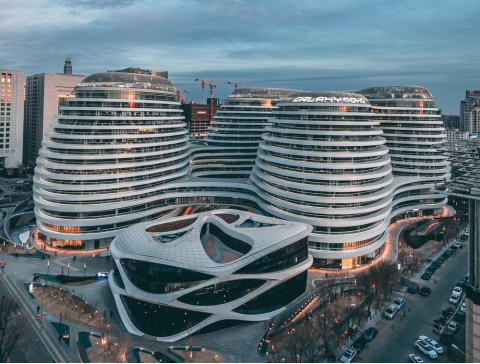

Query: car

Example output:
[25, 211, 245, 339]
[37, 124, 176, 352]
[450, 245, 458, 252]
[352, 338, 367, 353]
[409, 354, 425, 363]
[465, 232, 470, 237]
[447, 321, 460, 333]
[450, 294, 460, 304]
[339, 348, 357, 363]
[426, 267, 435, 275]
[393, 298, 406, 310]
[384, 304, 398, 319]
[364, 327, 378, 341]
[454, 311, 465, 323]
[15, 180, 24, 184]
[453, 242, 462, 249]
[440, 331, 453, 344]
[431, 262, 441, 269]
[457, 280, 466, 289]
[421, 272, 432, 280]
[433, 321, 444, 330]
[460, 234, 468, 240]
[415, 339, 438, 359]
[419, 336, 444, 354]
[443, 251, 451, 259]
[461, 302, 466, 313]
[407, 287, 417, 294]
[452, 286, 463, 296]
[419, 286, 431, 296]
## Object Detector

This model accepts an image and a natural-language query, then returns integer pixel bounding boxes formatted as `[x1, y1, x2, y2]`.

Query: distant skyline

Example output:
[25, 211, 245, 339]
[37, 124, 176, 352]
[2, 0, 480, 114]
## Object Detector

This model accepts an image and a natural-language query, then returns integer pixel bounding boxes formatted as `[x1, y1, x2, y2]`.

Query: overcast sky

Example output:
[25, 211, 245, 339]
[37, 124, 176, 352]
[1, 0, 479, 113]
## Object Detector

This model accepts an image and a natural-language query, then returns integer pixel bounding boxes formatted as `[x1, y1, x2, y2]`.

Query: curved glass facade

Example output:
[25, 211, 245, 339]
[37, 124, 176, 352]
[233, 270, 307, 314]
[234, 237, 308, 274]
[121, 295, 211, 337]
[176, 279, 266, 306]
[120, 259, 214, 293]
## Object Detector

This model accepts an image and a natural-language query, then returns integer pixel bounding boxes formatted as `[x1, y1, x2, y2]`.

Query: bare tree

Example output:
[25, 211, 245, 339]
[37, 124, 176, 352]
[398, 251, 421, 277]
[281, 325, 305, 363]
[372, 261, 399, 303]
[356, 268, 378, 319]
[301, 314, 324, 362]
[0, 297, 21, 362]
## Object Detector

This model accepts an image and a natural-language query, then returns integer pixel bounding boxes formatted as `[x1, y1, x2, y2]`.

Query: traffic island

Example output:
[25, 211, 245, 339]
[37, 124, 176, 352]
[33, 273, 98, 285]
[166, 347, 224, 363]
[133, 348, 175, 363]
[31, 285, 111, 331]
[51, 321, 70, 347]
[77, 331, 126, 363]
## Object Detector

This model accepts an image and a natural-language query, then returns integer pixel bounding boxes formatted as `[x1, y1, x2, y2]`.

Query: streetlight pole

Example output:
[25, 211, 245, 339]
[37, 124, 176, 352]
[67, 263, 70, 276]
[84, 263, 86, 277]
[47, 261, 49, 275]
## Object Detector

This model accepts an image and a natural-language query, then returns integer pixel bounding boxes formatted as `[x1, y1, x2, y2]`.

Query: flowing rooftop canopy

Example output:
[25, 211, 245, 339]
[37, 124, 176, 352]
[358, 86, 434, 100]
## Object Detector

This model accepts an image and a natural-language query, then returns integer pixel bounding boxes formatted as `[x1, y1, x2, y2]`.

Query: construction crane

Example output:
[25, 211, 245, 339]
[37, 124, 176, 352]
[228, 81, 253, 91]
[176, 89, 188, 103]
[195, 79, 227, 104]
[205, 82, 216, 122]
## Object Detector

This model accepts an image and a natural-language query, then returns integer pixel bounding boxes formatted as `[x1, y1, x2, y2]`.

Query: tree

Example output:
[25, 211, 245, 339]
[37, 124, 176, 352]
[398, 251, 421, 276]
[282, 325, 305, 363]
[0, 297, 21, 362]
[315, 307, 337, 359]
[356, 268, 378, 319]
[372, 261, 399, 303]
[301, 314, 324, 362]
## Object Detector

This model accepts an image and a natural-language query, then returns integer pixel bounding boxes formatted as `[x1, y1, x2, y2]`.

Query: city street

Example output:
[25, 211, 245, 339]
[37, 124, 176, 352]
[358, 244, 467, 363]
[0, 280, 53, 363]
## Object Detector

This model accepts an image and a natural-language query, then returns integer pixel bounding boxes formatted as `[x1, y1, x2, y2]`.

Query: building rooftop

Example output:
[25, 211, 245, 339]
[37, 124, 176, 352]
[78, 72, 175, 92]
[358, 86, 434, 100]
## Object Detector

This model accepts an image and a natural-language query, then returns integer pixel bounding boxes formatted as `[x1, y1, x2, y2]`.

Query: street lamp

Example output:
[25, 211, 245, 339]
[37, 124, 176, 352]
[47, 260, 49, 275]
[84, 263, 86, 277]
[67, 263, 70, 276]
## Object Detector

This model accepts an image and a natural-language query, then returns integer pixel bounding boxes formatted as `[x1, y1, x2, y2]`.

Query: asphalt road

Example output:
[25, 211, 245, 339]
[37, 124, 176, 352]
[0, 279, 54, 363]
[358, 244, 467, 363]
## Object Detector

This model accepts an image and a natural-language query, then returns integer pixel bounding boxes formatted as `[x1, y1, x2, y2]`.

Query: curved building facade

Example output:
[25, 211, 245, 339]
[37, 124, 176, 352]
[33, 73, 189, 249]
[109, 210, 312, 341]
[191, 88, 300, 178]
[358, 86, 448, 220]
[250, 92, 394, 268]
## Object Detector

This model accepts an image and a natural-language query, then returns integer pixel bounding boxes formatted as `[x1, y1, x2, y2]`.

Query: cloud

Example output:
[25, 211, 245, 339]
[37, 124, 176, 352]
[0, 0, 479, 113]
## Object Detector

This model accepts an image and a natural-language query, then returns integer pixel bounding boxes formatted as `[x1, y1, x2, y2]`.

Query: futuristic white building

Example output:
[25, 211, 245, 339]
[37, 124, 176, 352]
[358, 86, 448, 222]
[33, 73, 189, 249]
[191, 88, 300, 178]
[108, 210, 312, 341]
[32, 72, 447, 270]
[250, 92, 394, 268]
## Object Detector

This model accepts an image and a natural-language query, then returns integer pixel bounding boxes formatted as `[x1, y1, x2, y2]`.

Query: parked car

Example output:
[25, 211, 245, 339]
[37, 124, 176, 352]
[340, 348, 357, 363]
[419, 336, 443, 354]
[393, 298, 406, 310]
[385, 304, 398, 320]
[415, 339, 438, 359]
[440, 331, 453, 344]
[419, 286, 431, 296]
[364, 327, 378, 341]
[450, 294, 460, 304]
[454, 311, 465, 323]
[447, 321, 460, 333]
[407, 287, 417, 294]
[461, 302, 466, 313]
[421, 272, 432, 280]
[409, 354, 425, 363]
[431, 262, 441, 269]
[457, 280, 466, 289]
[426, 267, 435, 275]
[453, 242, 462, 249]
[452, 286, 463, 296]
[352, 337, 367, 353]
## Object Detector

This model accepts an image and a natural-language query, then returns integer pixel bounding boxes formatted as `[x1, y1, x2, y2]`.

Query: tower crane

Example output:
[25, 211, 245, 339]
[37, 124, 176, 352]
[228, 81, 253, 91]
[195, 79, 227, 104]
[176, 89, 188, 103]
[204, 82, 217, 122]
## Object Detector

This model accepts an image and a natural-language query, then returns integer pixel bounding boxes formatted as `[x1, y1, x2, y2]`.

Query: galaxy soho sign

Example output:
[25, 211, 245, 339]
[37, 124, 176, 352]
[292, 96, 366, 104]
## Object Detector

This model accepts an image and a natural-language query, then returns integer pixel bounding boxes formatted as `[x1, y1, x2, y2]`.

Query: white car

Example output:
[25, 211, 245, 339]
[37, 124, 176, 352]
[393, 298, 406, 310]
[384, 304, 398, 320]
[340, 348, 357, 363]
[450, 294, 460, 304]
[447, 321, 460, 333]
[453, 242, 461, 249]
[452, 286, 463, 296]
[409, 354, 424, 363]
[419, 336, 443, 354]
[461, 302, 466, 313]
[415, 340, 438, 359]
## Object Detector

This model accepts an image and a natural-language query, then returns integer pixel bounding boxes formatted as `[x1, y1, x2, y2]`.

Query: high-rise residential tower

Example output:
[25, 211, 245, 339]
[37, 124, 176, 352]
[0, 69, 24, 168]
[23, 73, 85, 162]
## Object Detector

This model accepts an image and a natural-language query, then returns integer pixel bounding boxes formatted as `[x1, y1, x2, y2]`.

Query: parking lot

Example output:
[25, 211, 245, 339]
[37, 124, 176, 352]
[356, 241, 467, 363]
